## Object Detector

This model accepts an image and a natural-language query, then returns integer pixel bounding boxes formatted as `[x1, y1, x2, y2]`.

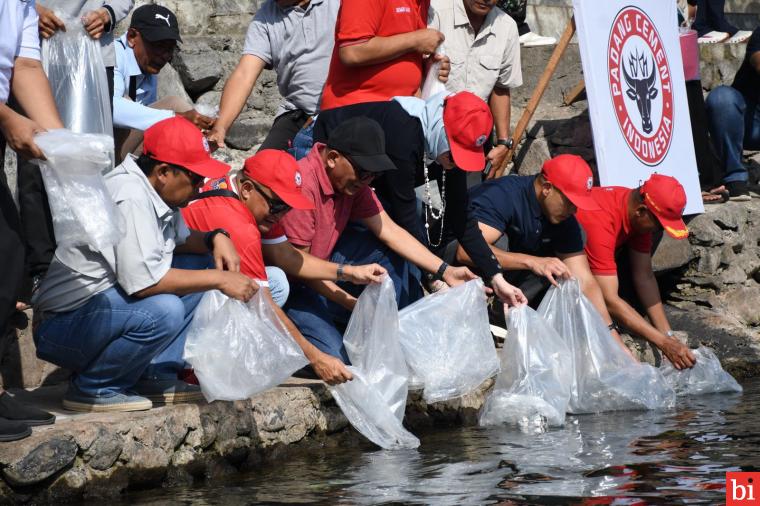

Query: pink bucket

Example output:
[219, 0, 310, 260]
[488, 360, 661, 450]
[680, 29, 700, 81]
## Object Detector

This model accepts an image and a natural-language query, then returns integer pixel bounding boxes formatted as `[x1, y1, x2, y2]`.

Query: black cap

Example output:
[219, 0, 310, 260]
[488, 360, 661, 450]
[130, 5, 182, 43]
[327, 117, 397, 174]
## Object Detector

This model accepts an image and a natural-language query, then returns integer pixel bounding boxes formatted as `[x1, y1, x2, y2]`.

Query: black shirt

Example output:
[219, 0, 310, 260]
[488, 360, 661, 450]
[314, 101, 501, 279]
[732, 27, 760, 106]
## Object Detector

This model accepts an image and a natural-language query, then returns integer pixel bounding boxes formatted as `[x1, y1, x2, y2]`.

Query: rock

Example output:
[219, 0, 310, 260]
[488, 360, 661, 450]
[3, 438, 78, 487]
[719, 264, 747, 285]
[687, 214, 725, 246]
[548, 114, 592, 147]
[172, 40, 223, 99]
[693, 246, 722, 275]
[708, 202, 747, 231]
[85, 432, 123, 471]
[225, 112, 272, 151]
[723, 286, 760, 326]
[157, 63, 193, 105]
[720, 243, 737, 266]
[514, 136, 550, 175]
[652, 234, 694, 272]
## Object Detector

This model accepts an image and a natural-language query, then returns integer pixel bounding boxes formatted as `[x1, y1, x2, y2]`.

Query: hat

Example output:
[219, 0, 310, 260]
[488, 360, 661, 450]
[442, 91, 493, 172]
[143, 116, 229, 179]
[243, 150, 314, 210]
[640, 174, 689, 239]
[326, 117, 397, 174]
[541, 155, 600, 211]
[129, 5, 182, 43]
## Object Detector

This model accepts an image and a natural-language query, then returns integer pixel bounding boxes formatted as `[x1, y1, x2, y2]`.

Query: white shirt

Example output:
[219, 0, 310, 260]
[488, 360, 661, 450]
[0, 0, 42, 103]
[113, 34, 173, 130]
[429, 0, 522, 102]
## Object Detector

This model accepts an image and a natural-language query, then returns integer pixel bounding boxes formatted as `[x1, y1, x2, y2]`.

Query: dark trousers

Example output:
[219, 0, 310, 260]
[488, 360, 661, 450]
[0, 139, 25, 334]
[258, 109, 311, 152]
[686, 80, 722, 189]
[693, 0, 737, 37]
[497, 0, 530, 36]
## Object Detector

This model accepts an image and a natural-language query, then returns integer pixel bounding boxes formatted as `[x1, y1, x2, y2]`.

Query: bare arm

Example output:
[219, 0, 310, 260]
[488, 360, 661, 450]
[10, 57, 63, 130]
[339, 29, 443, 67]
[629, 250, 671, 332]
[263, 241, 385, 284]
[750, 52, 760, 74]
[291, 244, 360, 311]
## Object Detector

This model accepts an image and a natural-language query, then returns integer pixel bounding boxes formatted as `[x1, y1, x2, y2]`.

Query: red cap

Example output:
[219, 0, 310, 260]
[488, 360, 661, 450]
[541, 155, 600, 211]
[243, 150, 314, 210]
[640, 174, 689, 239]
[143, 116, 229, 179]
[443, 91, 493, 172]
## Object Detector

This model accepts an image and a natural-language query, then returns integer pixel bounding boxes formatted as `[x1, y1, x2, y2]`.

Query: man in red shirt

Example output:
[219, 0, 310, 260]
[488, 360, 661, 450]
[182, 150, 386, 384]
[320, 0, 447, 110]
[575, 174, 697, 370]
[281, 117, 478, 362]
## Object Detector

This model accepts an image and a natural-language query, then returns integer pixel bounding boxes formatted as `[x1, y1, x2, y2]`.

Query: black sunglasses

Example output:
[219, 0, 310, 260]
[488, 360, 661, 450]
[172, 165, 204, 187]
[251, 181, 291, 215]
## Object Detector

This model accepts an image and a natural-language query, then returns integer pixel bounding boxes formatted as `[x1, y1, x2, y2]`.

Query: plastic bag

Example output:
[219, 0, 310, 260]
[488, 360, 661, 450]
[538, 280, 675, 413]
[194, 103, 219, 119]
[42, 18, 113, 137]
[480, 305, 573, 430]
[661, 346, 742, 395]
[421, 45, 447, 100]
[33, 130, 121, 250]
[399, 279, 500, 403]
[184, 289, 309, 402]
[329, 277, 419, 449]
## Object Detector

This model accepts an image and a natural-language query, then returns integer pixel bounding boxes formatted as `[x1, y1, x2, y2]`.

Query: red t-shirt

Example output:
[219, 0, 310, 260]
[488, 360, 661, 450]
[279, 144, 383, 260]
[575, 187, 653, 276]
[181, 176, 286, 281]
[319, 0, 430, 110]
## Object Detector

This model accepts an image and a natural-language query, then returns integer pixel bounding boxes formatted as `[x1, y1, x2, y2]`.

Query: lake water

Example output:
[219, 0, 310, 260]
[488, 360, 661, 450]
[125, 379, 759, 505]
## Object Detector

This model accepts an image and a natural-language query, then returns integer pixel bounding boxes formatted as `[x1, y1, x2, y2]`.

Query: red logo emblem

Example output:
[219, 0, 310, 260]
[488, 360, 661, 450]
[727, 472, 760, 505]
[608, 6, 674, 166]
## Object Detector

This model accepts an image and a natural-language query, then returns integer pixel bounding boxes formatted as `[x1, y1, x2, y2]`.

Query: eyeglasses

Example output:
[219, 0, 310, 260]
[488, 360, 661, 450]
[173, 165, 204, 187]
[251, 181, 291, 215]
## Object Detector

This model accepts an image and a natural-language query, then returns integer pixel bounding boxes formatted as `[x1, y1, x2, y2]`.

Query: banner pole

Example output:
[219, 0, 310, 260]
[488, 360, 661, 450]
[492, 16, 577, 179]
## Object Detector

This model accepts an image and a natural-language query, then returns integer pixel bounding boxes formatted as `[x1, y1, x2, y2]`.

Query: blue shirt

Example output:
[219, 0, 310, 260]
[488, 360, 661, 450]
[469, 175, 584, 255]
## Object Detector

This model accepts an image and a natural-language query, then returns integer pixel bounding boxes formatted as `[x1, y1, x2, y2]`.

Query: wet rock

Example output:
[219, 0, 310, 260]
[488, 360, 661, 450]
[3, 438, 78, 487]
[85, 431, 123, 471]
[172, 40, 223, 99]
[687, 215, 725, 246]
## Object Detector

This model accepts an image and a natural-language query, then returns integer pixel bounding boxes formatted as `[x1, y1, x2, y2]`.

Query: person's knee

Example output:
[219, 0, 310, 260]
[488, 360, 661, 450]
[706, 86, 745, 115]
[144, 294, 186, 338]
[265, 266, 290, 307]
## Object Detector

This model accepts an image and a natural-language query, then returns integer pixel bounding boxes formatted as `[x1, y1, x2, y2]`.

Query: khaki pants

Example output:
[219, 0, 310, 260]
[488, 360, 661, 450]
[114, 96, 193, 164]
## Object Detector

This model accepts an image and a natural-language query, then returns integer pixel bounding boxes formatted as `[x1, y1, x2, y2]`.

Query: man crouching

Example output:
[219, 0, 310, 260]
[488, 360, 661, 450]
[32, 117, 256, 413]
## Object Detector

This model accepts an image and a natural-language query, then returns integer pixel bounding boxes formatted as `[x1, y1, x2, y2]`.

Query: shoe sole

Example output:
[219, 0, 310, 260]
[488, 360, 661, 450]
[144, 391, 205, 405]
[62, 398, 153, 413]
[730, 195, 752, 202]
[0, 427, 32, 442]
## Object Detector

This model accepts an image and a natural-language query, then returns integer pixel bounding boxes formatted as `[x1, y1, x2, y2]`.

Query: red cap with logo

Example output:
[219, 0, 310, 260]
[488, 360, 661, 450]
[243, 150, 314, 210]
[143, 116, 229, 179]
[640, 173, 689, 239]
[541, 154, 600, 211]
[443, 91, 493, 172]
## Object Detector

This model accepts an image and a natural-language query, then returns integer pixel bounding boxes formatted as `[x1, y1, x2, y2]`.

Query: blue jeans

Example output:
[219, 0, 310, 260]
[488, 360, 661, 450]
[288, 118, 315, 161]
[705, 86, 760, 184]
[34, 254, 210, 397]
[265, 266, 289, 307]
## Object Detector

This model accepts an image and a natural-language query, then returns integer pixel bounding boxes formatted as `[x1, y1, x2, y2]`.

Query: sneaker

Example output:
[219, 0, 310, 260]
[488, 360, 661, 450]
[133, 378, 204, 405]
[698, 31, 730, 44]
[726, 181, 751, 201]
[63, 386, 152, 413]
[727, 30, 752, 44]
[0, 418, 31, 442]
[519, 32, 557, 47]
[0, 392, 55, 426]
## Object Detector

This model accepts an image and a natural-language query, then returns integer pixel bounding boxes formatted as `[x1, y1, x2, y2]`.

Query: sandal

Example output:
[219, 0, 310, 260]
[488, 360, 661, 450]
[702, 187, 729, 204]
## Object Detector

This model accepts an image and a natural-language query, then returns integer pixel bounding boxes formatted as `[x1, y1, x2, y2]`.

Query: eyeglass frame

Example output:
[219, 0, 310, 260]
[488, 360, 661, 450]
[249, 180, 292, 215]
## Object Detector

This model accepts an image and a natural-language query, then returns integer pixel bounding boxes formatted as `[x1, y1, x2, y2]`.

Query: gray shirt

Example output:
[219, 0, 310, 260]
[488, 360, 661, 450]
[243, 0, 339, 117]
[34, 156, 190, 315]
[38, 0, 134, 67]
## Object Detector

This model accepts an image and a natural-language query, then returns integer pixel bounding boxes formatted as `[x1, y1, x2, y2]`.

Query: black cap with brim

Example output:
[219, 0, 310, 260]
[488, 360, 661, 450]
[342, 152, 397, 174]
[130, 5, 182, 43]
[326, 116, 397, 174]
[139, 26, 182, 43]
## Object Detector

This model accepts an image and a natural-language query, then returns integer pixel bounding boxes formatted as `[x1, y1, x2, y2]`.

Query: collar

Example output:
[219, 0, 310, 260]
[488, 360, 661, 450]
[312, 143, 335, 197]
[117, 34, 145, 78]
[121, 155, 174, 219]
[279, 0, 323, 13]
[454, 1, 498, 38]
[453, 0, 471, 27]
[527, 175, 543, 220]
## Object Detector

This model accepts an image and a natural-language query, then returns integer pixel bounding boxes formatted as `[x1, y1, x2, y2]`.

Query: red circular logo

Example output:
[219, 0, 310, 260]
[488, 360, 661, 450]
[608, 6, 673, 166]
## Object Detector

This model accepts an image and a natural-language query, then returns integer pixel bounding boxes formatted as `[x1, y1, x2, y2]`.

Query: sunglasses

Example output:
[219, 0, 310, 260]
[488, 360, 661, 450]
[173, 165, 204, 187]
[251, 181, 291, 215]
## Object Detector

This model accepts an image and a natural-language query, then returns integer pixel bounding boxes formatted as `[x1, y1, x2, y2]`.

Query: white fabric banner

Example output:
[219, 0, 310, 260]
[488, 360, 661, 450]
[573, 0, 704, 214]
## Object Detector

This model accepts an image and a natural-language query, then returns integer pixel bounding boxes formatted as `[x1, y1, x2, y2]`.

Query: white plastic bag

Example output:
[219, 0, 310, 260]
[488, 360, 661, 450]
[184, 289, 309, 402]
[480, 305, 573, 430]
[661, 346, 742, 395]
[33, 130, 121, 250]
[421, 45, 447, 100]
[538, 280, 676, 413]
[329, 277, 419, 450]
[399, 279, 500, 403]
[42, 18, 113, 137]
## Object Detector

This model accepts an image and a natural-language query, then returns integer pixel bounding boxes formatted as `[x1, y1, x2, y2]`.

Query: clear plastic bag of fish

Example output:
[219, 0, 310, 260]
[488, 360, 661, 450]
[661, 346, 742, 395]
[33, 129, 121, 250]
[399, 279, 500, 403]
[480, 305, 572, 429]
[330, 277, 419, 450]
[42, 18, 113, 137]
[420, 45, 447, 99]
[538, 279, 675, 413]
[184, 288, 308, 402]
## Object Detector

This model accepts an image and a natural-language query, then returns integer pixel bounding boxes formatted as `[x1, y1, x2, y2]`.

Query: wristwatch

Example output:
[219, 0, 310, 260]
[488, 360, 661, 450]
[204, 228, 230, 251]
[496, 138, 514, 150]
[431, 261, 449, 282]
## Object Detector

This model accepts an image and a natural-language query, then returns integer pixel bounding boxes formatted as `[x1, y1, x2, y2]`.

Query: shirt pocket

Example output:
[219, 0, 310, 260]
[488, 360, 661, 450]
[479, 55, 501, 75]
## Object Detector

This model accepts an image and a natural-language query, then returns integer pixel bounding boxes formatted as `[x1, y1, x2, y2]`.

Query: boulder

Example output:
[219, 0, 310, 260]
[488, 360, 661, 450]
[172, 40, 223, 99]
[224, 112, 271, 151]
[687, 214, 725, 246]
[514, 136, 550, 176]
[2, 438, 78, 487]
[652, 234, 694, 272]
[719, 264, 747, 285]
[157, 63, 192, 105]
[722, 285, 760, 326]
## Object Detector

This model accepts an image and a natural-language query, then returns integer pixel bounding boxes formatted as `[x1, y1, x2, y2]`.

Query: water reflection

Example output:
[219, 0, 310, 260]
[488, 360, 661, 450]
[122, 381, 759, 505]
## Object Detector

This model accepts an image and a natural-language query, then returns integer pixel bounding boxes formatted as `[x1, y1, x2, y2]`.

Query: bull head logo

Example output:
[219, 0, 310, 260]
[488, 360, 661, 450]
[622, 50, 658, 134]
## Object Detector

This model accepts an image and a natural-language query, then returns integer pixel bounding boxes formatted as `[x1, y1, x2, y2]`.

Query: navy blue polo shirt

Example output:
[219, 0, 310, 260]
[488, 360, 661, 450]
[469, 175, 584, 255]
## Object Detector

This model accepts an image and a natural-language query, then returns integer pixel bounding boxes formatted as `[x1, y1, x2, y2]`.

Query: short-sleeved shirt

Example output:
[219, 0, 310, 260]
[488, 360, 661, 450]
[428, 0, 522, 101]
[575, 187, 653, 276]
[279, 143, 383, 259]
[319, 0, 430, 110]
[243, 0, 339, 118]
[34, 155, 190, 314]
[732, 27, 760, 107]
[469, 175, 584, 256]
[0, 0, 40, 103]
[181, 175, 287, 281]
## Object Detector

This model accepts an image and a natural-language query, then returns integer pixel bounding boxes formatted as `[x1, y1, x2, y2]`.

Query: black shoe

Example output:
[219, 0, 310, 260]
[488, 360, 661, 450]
[0, 392, 55, 426]
[0, 418, 31, 442]
[725, 181, 751, 201]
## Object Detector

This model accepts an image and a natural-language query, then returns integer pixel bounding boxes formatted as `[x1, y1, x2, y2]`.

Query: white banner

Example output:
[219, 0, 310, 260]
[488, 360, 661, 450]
[573, 0, 704, 214]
